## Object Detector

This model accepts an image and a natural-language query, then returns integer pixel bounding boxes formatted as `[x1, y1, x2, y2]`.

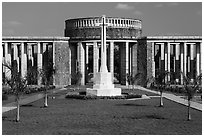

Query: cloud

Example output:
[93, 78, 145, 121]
[133, 10, 143, 15]
[3, 29, 15, 35]
[167, 2, 179, 7]
[154, 3, 179, 8]
[155, 3, 163, 8]
[8, 21, 22, 26]
[196, 10, 202, 16]
[3, 21, 22, 27]
[115, 3, 134, 10]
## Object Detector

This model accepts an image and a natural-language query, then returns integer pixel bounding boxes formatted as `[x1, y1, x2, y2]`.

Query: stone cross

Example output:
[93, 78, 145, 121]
[96, 15, 111, 73]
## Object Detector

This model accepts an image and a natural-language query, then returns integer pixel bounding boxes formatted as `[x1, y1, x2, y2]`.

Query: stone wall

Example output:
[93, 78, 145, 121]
[65, 27, 142, 40]
[137, 39, 148, 86]
[131, 43, 138, 77]
[54, 41, 71, 86]
[146, 41, 153, 82]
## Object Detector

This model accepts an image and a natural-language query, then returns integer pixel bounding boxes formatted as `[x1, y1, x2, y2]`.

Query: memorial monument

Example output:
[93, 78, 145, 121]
[86, 15, 122, 96]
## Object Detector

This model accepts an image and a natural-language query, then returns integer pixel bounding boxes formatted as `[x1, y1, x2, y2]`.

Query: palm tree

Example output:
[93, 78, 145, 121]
[154, 70, 170, 107]
[3, 62, 27, 122]
[126, 72, 143, 91]
[126, 73, 132, 91]
[75, 71, 82, 90]
[183, 73, 202, 121]
[39, 64, 55, 108]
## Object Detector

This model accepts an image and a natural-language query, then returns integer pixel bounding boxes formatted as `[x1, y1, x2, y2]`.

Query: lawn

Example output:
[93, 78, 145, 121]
[2, 91, 202, 135]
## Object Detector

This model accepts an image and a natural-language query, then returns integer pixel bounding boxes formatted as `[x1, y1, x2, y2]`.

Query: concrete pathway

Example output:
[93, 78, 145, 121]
[133, 86, 202, 111]
[2, 87, 67, 113]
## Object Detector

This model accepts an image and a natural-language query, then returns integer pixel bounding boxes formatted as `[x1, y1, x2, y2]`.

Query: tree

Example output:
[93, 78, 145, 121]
[126, 73, 133, 91]
[183, 73, 202, 121]
[71, 71, 82, 90]
[154, 70, 170, 107]
[39, 63, 55, 108]
[126, 72, 143, 91]
[3, 62, 27, 122]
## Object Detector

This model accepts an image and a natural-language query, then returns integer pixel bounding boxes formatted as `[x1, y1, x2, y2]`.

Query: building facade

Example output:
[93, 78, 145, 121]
[2, 16, 202, 86]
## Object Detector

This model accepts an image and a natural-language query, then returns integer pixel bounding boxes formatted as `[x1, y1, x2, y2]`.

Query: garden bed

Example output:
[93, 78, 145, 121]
[65, 92, 142, 100]
[2, 85, 55, 104]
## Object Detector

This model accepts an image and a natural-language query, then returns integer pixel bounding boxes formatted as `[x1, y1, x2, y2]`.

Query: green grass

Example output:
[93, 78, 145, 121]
[2, 94, 202, 135]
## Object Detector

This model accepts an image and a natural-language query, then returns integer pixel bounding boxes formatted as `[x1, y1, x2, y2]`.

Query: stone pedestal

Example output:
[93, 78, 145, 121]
[86, 72, 121, 96]
[86, 15, 121, 96]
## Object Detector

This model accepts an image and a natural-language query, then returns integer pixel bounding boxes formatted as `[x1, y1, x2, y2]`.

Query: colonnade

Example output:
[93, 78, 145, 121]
[74, 40, 137, 85]
[2, 41, 54, 85]
[152, 42, 202, 84]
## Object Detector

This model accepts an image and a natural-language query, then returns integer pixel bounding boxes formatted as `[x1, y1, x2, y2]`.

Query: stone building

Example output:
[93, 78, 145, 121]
[2, 16, 202, 86]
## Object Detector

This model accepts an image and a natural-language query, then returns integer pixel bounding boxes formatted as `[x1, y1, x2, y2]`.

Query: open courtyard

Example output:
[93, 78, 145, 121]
[2, 88, 202, 135]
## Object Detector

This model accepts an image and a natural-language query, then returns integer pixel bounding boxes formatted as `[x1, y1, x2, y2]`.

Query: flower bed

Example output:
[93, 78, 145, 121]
[65, 91, 142, 100]
[2, 85, 55, 95]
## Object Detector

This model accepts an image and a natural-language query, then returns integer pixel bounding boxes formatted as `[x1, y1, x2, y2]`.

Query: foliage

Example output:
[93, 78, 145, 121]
[65, 93, 142, 100]
[71, 71, 82, 86]
[2, 94, 8, 101]
[154, 70, 170, 92]
[183, 73, 202, 101]
[3, 62, 28, 122]
[39, 64, 55, 87]
[3, 62, 27, 96]
[27, 66, 38, 85]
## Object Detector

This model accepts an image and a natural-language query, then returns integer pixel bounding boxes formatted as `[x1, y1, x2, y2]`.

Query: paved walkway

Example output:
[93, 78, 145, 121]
[132, 86, 202, 111]
[2, 87, 67, 113]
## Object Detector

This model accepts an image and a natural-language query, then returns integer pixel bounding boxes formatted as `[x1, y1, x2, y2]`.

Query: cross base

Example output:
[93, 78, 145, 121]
[86, 72, 121, 96]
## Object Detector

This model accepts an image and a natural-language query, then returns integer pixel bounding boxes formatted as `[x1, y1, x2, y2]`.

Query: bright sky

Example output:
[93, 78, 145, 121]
[2, 2, 202, 37]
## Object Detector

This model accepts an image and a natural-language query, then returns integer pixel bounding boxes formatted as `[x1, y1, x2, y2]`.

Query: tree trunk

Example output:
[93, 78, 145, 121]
[44, 92, 48, 107]
[160, 91, 163, 107]
[187, 100, 191, 121]
[132, 84, 134, 92]
[16, 97, 20, 122]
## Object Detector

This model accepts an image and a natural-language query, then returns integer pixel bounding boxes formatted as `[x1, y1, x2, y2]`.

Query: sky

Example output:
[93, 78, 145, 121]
[2, 2, 202, 37]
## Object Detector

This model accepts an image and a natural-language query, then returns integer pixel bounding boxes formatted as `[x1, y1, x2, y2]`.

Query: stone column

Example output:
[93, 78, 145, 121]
[132, 43, 137, 77]
[196, 43, 200, 76]
[175, 43, 180, 83]
[52, 42, 56, 85]
[190, 43, 195, 81]
[120, 42, 129, 85]
[4, 42, 11, 78]
[68, 44, 72, 85]
[180, 43, 184, 84]
[93, 41, 99, 76]
[78, 42, 85, 85]
[152, 42, 155, 78]
[27, 43, 33, 67]
[125, 42, 129, 85]
[37, 42, 43, 85]
[129, 43, 132, 75]
[184, 43, 187, 77]
[13, 43, 19, 72]
[167, 43, 171, 81]
[21, 42, 27, 78]
[164, 43, 168, 82]
[160, 43, 165, 71]
[85, 43, 89, 83]
[110, 41, 114, 77]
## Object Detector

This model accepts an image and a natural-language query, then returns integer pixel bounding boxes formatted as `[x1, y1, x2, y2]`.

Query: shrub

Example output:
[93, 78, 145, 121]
[2, 94, 8, 101]
[65, 93, 142, 100]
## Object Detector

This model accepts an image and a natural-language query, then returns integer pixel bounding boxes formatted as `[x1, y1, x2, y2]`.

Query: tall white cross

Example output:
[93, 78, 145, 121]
[95, 15, 111, 73]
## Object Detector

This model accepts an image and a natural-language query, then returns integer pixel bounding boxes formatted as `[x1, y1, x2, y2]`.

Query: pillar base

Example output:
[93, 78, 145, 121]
[86, 72, 121, 96]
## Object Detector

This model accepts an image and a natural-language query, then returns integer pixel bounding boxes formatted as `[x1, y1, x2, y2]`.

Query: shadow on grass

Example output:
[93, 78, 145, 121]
[21, 104, 34, 107]
[2, 116, 16, 122]
[127, 114, 166, 120]
[116, 103, 147, 107]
